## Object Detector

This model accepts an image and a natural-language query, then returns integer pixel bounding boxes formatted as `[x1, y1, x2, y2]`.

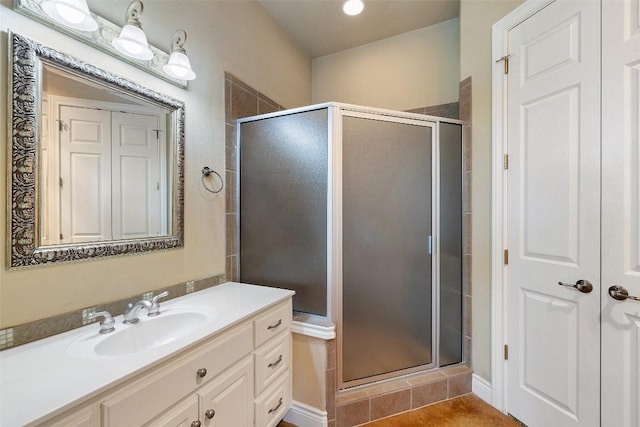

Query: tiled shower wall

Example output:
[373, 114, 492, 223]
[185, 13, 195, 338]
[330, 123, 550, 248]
[224, 72, 286, 281]
[224, 74, 473, 426]
[406, 101, 460, 120]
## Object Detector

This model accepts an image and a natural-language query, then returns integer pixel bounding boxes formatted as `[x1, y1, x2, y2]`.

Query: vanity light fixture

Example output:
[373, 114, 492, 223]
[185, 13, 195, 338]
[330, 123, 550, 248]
[343, 0, 364, 16]
[41, 0, 98, 31]
[112, 0, 153, 61]
[163, 30, 196, 81]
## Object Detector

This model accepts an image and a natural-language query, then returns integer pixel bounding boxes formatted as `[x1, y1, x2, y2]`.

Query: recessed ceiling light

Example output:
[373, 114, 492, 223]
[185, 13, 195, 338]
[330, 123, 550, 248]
[343, 0, 364, 16]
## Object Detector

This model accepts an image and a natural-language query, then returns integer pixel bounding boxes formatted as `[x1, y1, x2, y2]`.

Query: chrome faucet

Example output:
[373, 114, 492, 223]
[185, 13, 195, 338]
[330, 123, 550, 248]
[123, 300, 153, 324]
[122, 291, 169, 324]
[87, 311, 116, 333]
[148, 291, 169, 317]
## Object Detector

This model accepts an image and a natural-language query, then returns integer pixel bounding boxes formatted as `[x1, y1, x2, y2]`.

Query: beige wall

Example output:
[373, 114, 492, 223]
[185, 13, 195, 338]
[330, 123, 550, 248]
[312, 18, 460, 110]
[459, 0, 523, 382]
[0, 0, 311, 328]
[291, 334, 327, 409]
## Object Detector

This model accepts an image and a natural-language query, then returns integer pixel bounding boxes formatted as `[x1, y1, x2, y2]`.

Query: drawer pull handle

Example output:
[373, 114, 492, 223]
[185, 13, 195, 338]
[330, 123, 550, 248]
[268, 354, 284, 368]
[191, 421, 201, 427]
[267, 319, 282, 330]
[205, 409, 216, 419]
[268, 397, 284, 414]
[197, 368, 207, 378]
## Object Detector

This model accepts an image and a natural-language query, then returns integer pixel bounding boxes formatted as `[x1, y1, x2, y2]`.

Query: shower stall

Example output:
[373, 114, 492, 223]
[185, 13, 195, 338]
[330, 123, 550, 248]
[238, 103, 462, 388]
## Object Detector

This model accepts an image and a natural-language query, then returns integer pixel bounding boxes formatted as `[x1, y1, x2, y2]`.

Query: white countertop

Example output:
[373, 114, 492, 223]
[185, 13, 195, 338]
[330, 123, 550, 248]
[0, 282, 294, 427]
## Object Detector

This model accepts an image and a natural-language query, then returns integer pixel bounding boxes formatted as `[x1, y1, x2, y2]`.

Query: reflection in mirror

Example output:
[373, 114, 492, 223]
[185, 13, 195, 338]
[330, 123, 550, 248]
[40, 65, 173, 245]
[9, 32, 185, 268]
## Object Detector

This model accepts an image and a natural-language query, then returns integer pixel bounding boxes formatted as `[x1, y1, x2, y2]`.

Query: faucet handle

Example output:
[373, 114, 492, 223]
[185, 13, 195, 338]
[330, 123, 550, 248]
[87, 311, 116, 334]
[148, 291, 169, 317]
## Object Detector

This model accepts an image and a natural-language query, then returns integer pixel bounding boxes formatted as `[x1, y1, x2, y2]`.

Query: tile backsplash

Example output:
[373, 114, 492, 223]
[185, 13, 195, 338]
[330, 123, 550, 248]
[0, 274, 225, 351]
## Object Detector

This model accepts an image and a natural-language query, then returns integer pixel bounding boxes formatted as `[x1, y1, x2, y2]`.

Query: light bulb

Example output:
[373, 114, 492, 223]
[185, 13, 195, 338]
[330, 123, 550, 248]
[41, 0, 98, 31]
[343, 0, 364, 16]
[163, 51, 196, 80]
[112, 24, 153, 60]
[55, 3, 84, 23]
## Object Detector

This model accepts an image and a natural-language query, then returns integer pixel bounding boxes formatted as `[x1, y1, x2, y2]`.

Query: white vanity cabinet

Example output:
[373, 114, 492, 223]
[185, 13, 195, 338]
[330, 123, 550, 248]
[148, 356, 254, 427]
[33, 296, 292, 427]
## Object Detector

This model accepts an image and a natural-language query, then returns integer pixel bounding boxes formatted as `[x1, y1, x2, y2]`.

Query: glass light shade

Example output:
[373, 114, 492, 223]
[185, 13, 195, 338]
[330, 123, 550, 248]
[41, 0, 98, 31]
[163, 51, 196, 80]
[343, 0, 364, 16]
[112, 24, 153, 60]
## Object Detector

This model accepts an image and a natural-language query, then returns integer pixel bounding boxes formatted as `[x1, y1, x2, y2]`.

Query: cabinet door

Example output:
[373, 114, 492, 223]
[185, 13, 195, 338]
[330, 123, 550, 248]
[48, 407, 98, 427]
[146, 395, 198, 427]
[198, 356, 253, 427]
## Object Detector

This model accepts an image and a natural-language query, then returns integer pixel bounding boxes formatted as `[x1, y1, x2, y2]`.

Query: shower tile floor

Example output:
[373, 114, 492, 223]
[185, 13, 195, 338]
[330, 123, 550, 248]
[278, 394, 523, 426]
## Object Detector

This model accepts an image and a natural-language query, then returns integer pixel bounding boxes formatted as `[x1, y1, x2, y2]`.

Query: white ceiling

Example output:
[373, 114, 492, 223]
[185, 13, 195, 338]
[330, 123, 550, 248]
[258, 0, 460, 58]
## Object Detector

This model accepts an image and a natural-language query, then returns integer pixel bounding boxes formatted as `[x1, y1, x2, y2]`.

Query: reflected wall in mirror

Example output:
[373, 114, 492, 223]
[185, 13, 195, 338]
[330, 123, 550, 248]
[8, 32, 185, 269]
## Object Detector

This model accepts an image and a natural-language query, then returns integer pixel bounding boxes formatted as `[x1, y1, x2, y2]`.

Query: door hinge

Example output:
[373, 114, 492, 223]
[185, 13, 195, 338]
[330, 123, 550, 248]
[59, 177, 63, 188]
[153, 129, 162, 139]
[156, 181, 160, 191]
[504, 344, 509, 360]
[496, 55, 511, 74]
[504, 154, 509, 170]
[60, 233, 63, 240]
[57, 119, 67, 132]
[504, 249, 509, 265]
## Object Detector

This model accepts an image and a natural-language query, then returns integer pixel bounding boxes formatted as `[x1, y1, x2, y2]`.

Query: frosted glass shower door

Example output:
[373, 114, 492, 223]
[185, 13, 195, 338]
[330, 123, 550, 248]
[341, 114, 434, 385]
[239, 108, 329, 315]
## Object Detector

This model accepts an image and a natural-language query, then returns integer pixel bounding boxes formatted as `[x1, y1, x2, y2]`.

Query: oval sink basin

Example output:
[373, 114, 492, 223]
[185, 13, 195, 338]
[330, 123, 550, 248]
[67, 306, 216, 359]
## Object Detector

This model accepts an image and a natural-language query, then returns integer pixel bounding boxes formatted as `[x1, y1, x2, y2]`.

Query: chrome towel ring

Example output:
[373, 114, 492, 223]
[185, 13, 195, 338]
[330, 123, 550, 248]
[201, 166, 224, 193]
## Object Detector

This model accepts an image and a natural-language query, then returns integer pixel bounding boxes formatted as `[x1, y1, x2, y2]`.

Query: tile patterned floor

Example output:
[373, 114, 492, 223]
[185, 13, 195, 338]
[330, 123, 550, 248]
[278, 394, 523, 427]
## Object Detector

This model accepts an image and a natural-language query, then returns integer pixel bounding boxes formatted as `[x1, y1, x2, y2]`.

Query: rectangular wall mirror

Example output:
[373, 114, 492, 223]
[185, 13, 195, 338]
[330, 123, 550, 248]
[8, 32, 185, 268]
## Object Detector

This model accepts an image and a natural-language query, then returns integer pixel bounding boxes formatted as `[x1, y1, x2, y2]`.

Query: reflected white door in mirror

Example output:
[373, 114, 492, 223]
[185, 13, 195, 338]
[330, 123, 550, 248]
[41, 94, 169, 244]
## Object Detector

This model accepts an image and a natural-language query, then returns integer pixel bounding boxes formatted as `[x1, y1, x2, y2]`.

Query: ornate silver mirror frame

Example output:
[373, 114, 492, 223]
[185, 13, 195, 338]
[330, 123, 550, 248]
[13, 0, 187, 88]
[7, 32, 185, 269]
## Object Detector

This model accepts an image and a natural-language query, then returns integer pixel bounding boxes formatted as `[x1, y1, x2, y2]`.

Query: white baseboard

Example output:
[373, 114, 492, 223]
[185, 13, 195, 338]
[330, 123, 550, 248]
[472, 374, 492, 405]
[283, 400, 328, 427]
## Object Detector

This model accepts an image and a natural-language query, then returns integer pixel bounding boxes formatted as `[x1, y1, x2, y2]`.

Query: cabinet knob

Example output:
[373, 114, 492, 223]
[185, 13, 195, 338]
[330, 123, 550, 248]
[191, 421, 201, 427]
[205, 409, 216, 419]
[197, 368, 207, 378]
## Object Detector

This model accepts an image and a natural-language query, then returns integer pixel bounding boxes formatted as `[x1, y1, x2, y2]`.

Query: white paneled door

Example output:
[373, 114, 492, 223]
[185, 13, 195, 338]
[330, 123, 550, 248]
[59, 106, 112, 243]
[502, 0, 640, 425]
[601, 0, 640, 425]
[505, 0, 601, 425]
[111, 111, 161, 240]
[58, 106, 162, 243]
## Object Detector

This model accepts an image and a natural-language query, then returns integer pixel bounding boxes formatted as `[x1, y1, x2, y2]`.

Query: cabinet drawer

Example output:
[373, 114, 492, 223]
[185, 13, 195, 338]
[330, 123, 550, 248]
[102, 323, 253, 427]
[145, 395, 198, 427]
[254, 301, 291, 348]
[255, 332, 290, 396]
[255, 373, 290, 427]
